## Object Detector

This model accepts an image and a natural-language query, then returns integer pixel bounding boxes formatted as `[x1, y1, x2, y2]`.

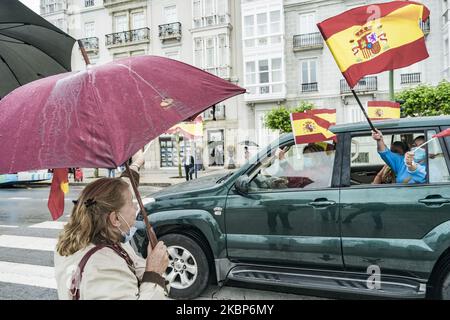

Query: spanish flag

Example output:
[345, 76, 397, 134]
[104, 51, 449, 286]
[368, 101, 400, 120]
[306, 109, 336, 125]
[166, 115, 203, 139]
[48, 168, 69, 220]
[291, 112, 336, 145]
[317, 1, 430, 88]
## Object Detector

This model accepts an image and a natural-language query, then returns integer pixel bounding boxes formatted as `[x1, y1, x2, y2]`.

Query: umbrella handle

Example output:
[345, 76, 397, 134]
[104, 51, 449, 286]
[124, 162, 158, 249]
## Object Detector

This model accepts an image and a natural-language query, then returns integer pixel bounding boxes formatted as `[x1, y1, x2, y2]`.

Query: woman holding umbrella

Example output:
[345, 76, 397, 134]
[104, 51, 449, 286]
[54, 152, 170, 300]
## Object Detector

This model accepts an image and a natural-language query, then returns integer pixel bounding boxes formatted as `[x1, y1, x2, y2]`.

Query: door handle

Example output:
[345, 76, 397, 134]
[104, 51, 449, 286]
[419, 196, 450, 206]
[309, 199, 336, 207]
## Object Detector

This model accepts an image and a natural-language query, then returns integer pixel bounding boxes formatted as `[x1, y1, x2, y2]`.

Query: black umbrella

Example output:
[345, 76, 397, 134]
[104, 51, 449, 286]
[0, 0, 76, 98]
[238, 140, 259, 147]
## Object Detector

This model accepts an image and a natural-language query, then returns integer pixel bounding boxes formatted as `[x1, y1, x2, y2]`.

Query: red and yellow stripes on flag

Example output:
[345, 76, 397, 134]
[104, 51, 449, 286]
[368, 101, 400, 120]
[166, 115, 203, 139]
[48, 168, 69, 221]
[290, 109, 336, 145]
[317, 1, 430, 88]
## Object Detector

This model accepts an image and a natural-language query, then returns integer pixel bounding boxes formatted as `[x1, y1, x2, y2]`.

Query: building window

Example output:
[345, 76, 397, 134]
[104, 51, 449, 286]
[444, 37, 449, 72]
[243, 9, 282, 48]
[131, 11, 145, 29]
[194, 38, 204, 68]
[84, 22, 95, 38]
[164, 5, 177, 24]
[131, 50, 145, 56]
[298, 12, 316, 35]
[218, 34, 228, 66]
[245, 57, 283, 95]
[194, 34, 230, 77]
[85, 0, 94, 7]
[192, 0, 229, 28]
[206, 37, 215, 68]
[114, 14, 128, 33]
[165, 51, 180, 60]
[41, 0, 64, 14]
[300, 59, 317, 92]
[113, 52, 129, 60]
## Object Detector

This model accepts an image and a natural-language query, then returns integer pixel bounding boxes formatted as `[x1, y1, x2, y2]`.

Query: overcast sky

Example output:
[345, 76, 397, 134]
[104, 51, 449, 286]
[19, 0, 40, 14]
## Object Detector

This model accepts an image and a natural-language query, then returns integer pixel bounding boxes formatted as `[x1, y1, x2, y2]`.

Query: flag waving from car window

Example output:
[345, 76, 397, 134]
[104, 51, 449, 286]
[290, 109, 336, 145]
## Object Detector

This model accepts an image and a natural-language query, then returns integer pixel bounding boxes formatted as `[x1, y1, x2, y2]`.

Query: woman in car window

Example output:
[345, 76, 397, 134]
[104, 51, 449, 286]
[372, 130, 426, 184]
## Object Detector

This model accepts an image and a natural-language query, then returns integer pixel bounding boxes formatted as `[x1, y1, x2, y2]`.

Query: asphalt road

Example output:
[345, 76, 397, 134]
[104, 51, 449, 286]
[0, 184, 324, 300]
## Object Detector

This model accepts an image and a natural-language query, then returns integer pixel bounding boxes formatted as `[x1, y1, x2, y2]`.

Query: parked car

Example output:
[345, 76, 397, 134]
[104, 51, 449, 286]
[133, 116, 450, 299]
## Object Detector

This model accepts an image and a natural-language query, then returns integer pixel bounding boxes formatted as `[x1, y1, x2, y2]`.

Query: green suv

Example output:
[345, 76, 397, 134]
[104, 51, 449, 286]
[134, 116, 450, 299]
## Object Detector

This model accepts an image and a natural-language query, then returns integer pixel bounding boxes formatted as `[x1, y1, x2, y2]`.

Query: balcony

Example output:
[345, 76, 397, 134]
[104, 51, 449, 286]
[420, 18, 430, 35]
[204, 66, 231, 80]
[340, 76, 377, 94]
[301, 82, 318, 93]
[79, 37, 99, 53]
[105, 28, 150, 48]
[293, 32, 323, 51]
[401, 72, 421, 84]
[159, 22, 182, 42]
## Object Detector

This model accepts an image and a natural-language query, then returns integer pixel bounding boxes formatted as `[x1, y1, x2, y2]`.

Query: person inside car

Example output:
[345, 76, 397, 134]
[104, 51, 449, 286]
[373, 141, 409, 184]
[372, 130, 426, 184]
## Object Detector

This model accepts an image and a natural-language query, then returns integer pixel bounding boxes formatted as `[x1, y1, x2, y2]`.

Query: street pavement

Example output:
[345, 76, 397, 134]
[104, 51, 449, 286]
[0, 184, 323, 300]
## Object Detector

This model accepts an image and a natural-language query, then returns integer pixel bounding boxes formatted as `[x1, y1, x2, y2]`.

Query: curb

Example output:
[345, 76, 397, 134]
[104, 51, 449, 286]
[31, 182, 172, 187]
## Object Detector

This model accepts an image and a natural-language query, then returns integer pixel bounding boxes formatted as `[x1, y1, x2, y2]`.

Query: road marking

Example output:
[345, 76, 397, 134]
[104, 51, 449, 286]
[0, 235, 57, 251]
[0, 261, 56, 289]
[0, 225, 19, 228]
[29, 221, 66, 230]
[8, 197, 32, 200]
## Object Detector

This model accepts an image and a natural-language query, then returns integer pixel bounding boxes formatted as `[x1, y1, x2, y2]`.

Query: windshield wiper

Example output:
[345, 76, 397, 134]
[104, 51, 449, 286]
[216, 172, 234, 184]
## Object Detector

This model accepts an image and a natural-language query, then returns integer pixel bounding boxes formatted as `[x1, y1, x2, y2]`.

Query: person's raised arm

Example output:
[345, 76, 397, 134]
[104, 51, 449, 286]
[372, 129, 387, 152]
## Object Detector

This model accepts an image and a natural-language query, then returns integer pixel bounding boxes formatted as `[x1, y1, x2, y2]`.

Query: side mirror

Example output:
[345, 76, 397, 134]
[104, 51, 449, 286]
[235, 175, 250, 195]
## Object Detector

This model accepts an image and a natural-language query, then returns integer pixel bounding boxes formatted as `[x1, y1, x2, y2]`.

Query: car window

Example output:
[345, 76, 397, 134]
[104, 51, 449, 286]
[350, 131, 427, 186]
[427, 130, 450, 183]
[248, 140, 336, 192]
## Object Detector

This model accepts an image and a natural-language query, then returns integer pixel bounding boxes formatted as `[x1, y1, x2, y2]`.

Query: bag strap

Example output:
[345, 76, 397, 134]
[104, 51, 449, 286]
[70, 244, 136, 300]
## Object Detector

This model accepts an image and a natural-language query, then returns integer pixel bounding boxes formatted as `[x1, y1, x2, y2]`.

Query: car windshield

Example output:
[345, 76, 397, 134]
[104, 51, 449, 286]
[216, 171, 235, 184]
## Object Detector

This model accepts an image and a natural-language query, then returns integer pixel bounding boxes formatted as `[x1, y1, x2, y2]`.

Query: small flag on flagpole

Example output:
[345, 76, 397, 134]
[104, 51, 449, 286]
[48, 168, 69, 221]
[368, 101, 400, 120]
[291, 110, 336, 145]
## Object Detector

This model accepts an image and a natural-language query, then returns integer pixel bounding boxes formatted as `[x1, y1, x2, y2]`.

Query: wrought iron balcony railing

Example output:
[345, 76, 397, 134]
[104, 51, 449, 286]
[79, 37, 99, 52]
[301, 82, 318, 93]
[340, 76, 377, 94]
[401, 72, 421, 84]
[105, 28, 150, 47]
[158, 22, 182, 41]
[293, 32, 323, 51]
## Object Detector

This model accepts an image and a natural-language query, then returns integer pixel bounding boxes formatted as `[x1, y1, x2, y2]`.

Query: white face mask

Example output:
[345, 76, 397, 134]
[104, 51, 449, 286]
[118, 213, 137, 243]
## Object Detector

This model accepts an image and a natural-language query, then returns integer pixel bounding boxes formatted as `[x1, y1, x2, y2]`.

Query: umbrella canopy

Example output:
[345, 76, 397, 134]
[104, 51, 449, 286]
[238, 140, 259, 147]
[0, 0, 76, 98]
[0, 55, 245, 174]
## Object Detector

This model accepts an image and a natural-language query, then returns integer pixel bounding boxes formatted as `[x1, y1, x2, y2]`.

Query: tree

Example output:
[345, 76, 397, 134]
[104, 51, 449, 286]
[395, 80, 450, 117]
[264, 101, 316, 133]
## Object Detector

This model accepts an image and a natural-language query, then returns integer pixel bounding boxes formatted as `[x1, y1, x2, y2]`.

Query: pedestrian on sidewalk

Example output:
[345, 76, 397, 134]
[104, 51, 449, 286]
[107, 167, 116, 178]
[54, 151, 169, 300]
[183, 152, 194, 181]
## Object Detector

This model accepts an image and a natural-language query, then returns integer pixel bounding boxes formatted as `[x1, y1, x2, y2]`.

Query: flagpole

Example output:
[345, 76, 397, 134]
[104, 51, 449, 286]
[351, 89, 377, 131]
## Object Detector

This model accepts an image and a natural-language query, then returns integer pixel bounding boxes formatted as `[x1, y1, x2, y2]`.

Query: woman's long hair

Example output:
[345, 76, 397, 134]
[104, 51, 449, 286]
[56, 178, 130, 256]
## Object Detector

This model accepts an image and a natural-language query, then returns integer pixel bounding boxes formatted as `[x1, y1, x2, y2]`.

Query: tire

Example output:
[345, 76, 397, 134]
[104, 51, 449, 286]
[428, 254, 450, 300]
[159, 233, 210, 299]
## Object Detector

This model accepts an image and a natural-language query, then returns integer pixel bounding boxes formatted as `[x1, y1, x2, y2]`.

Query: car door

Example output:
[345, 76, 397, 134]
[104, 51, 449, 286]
[339, 127, 450, 278]
[224, 137, 344, 269]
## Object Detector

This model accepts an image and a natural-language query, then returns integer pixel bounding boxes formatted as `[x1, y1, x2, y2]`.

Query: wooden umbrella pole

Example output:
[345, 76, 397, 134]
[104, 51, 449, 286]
[124, 162, 158, 249]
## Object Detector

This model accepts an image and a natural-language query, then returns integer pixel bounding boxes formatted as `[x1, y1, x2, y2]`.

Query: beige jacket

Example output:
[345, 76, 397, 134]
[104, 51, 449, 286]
[54, 242, 168, 300]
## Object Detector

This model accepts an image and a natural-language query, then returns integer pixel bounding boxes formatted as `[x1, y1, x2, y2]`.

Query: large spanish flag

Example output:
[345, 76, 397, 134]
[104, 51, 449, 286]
[368, 101, 400, 120]
[291, 112, 336, 145]
[317, 1, 430, 88]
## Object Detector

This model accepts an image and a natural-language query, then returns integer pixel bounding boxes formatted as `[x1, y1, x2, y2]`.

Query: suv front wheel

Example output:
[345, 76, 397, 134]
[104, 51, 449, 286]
[160, 233, 210, 299]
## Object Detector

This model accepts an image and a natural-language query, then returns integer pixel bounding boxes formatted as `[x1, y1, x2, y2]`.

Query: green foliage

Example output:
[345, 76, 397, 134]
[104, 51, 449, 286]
[395, 81, 450, 117]
[264, 101, 316, 133]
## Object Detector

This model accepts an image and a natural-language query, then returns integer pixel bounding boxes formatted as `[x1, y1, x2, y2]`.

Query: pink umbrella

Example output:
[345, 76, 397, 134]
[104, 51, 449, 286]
[0, 55, 245, 246]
